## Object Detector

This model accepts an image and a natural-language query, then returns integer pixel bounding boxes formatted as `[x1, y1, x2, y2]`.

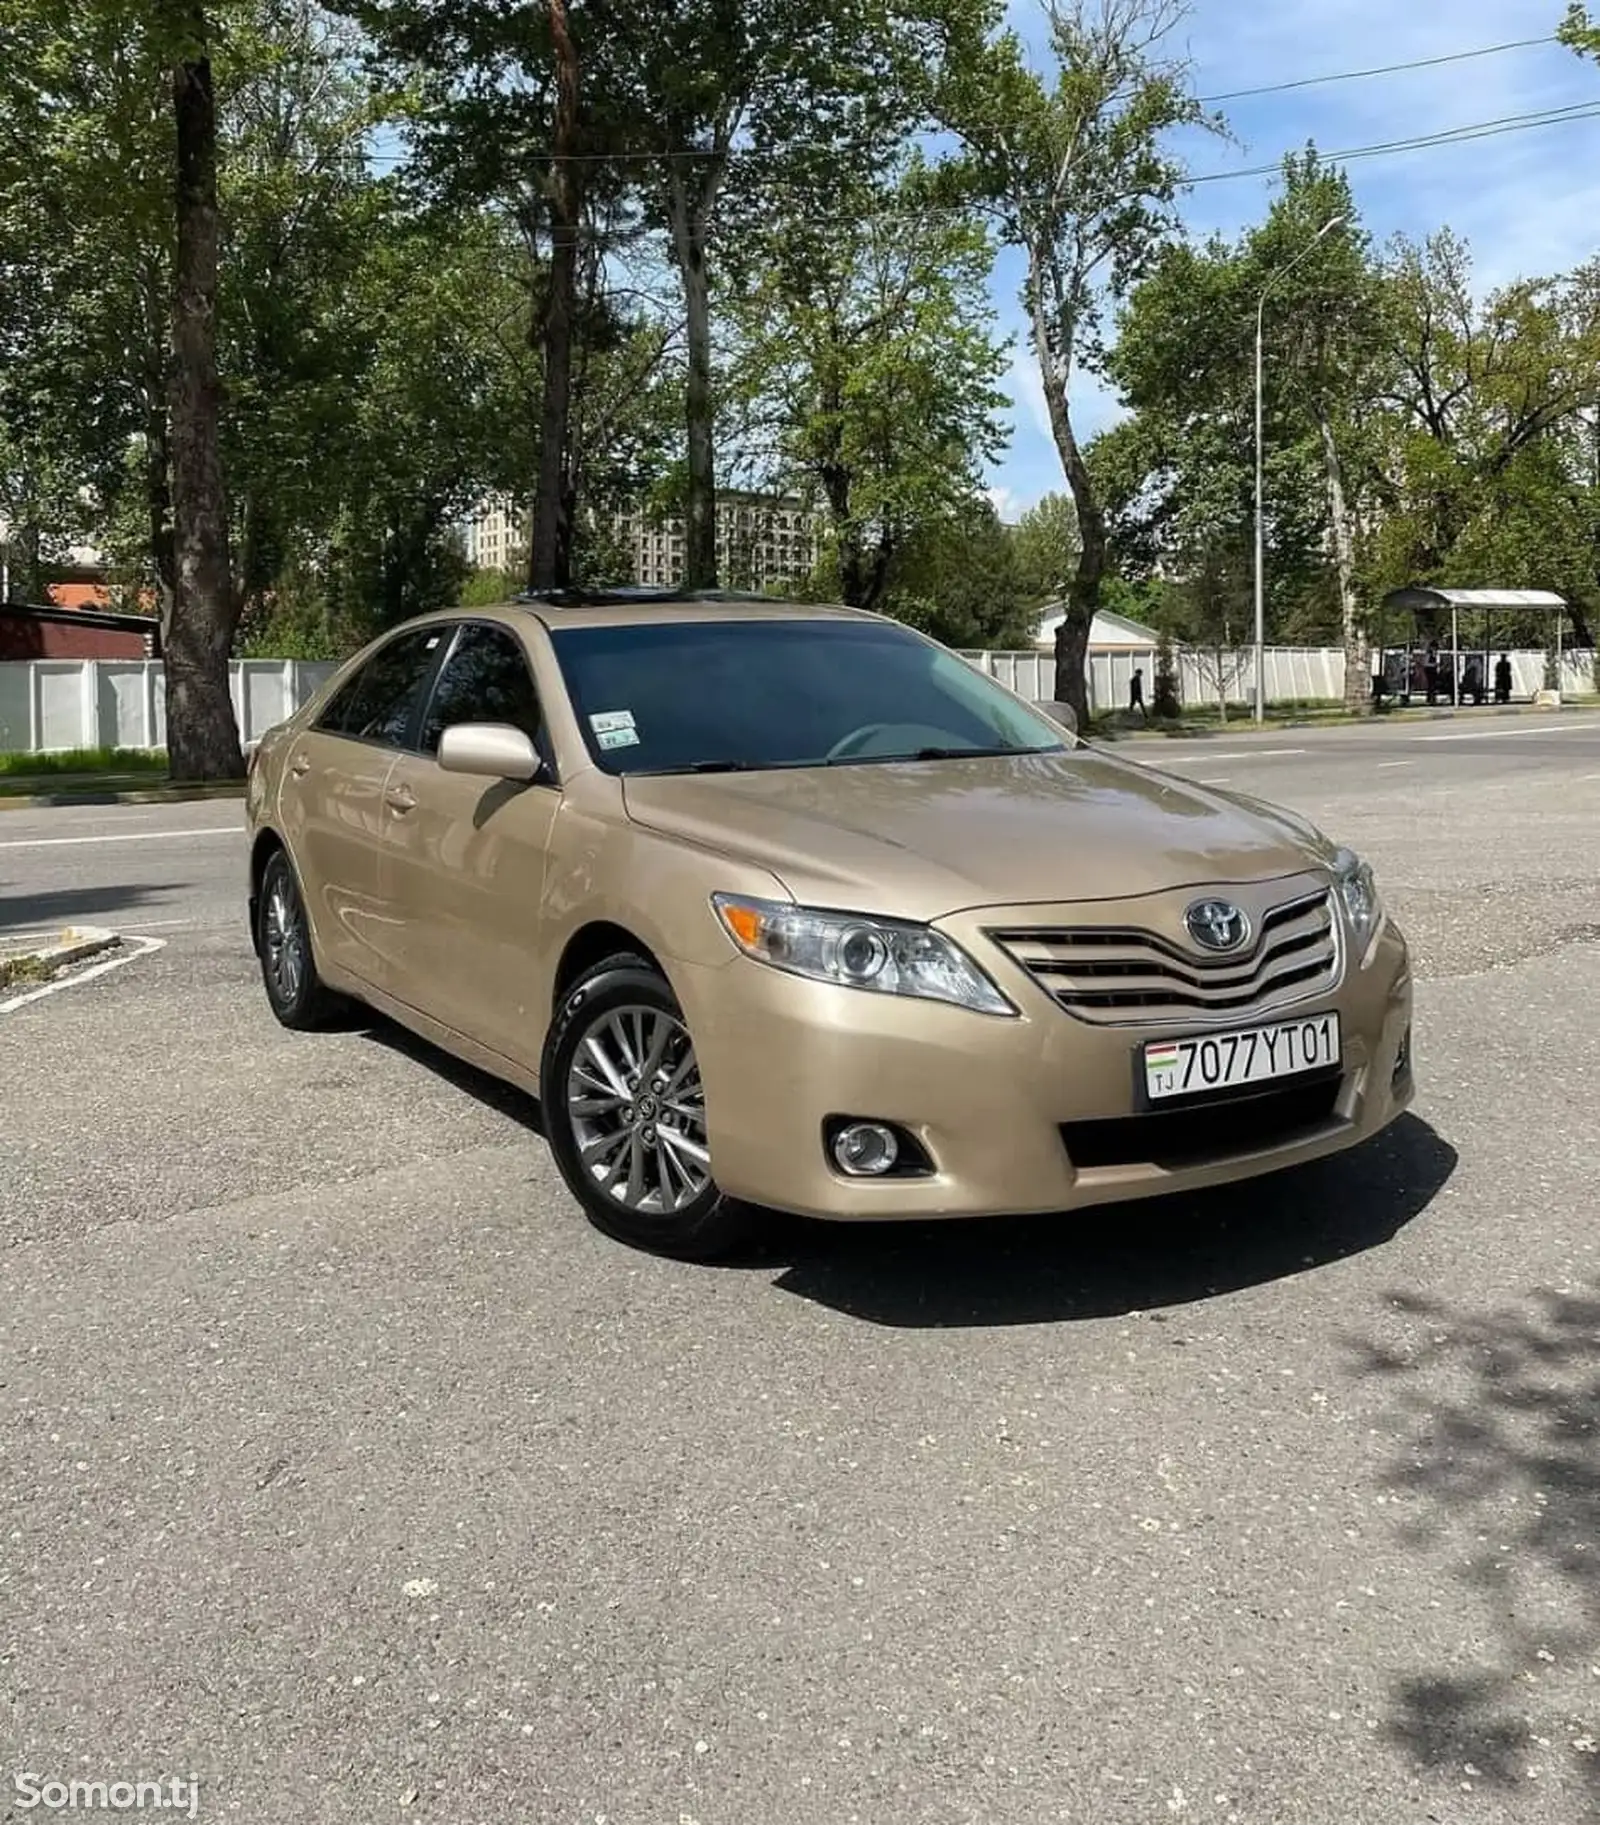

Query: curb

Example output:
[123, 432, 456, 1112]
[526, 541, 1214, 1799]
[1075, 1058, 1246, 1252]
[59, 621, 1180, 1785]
[0, 924, 120, 987]
[0, 783, 246, 810]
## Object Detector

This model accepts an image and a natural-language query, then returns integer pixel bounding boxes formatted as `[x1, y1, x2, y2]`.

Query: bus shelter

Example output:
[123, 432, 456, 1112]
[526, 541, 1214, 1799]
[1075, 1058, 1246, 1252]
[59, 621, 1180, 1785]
[1375, 586, 1567, 707]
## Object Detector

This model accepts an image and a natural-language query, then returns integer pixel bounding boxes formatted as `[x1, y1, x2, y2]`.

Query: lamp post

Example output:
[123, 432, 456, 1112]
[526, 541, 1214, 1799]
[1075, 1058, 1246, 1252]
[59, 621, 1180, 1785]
[1253, 213, 1345, 723]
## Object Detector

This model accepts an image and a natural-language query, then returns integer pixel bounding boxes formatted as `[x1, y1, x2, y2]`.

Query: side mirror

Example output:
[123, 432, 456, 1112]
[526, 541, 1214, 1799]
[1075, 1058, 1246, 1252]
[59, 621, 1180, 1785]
[437, 722, 544, 782]
[1040, 699, 1079, 736]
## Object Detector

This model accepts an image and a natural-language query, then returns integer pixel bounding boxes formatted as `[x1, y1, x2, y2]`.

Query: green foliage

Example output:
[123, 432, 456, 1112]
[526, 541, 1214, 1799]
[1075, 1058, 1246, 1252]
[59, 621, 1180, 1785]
[0, 746, 168, 778]
[1151, 630, 1181, 718]
[1010, 493, 1079, 602]
[726, 156, 1010, 610]
[885, 499, 1038, 648]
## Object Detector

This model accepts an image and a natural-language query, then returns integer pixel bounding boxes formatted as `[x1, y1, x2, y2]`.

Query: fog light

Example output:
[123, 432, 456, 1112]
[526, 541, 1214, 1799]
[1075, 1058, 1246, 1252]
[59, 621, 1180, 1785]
[831, 1121, 900, 1177]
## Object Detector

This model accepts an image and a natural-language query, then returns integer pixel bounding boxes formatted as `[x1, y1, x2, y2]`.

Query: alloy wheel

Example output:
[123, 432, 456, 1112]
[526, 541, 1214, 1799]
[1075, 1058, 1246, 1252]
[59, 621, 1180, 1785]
[563, 1005, 711, 1215]
[263, 870, 307, 1007]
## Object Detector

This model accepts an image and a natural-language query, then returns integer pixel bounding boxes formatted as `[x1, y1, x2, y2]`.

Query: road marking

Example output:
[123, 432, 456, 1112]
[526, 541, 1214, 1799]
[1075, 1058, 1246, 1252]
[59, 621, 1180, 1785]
[0, 934, 166, 1014]
[1377, 760, 1413, 770]
[1198, 776, 1232, 784]
[1160, 747, 1307, 763]
[0, 826, 239, 851]
[1417, 720, 1600, 743]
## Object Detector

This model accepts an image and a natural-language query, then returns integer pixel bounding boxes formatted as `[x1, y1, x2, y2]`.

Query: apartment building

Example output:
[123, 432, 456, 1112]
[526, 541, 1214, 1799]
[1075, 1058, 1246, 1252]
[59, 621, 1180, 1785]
[462, 490, 823, 592]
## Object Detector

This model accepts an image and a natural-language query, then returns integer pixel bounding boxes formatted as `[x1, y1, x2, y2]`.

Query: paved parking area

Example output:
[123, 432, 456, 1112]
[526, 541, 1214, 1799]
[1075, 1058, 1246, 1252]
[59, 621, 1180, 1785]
[2, 716, 1597, 1825]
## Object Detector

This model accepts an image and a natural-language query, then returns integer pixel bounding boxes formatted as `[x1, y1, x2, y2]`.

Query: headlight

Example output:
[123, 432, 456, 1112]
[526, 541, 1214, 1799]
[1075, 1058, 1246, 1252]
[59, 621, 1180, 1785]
[1332, 847, 1385, 963]
[711, 894, 1016, 1016]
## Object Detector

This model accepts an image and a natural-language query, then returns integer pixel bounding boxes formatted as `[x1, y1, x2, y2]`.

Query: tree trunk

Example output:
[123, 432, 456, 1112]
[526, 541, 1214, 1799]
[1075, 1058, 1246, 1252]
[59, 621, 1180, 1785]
[1314, 408, 1367, 714]
[667, 174, 717, 591]
[167, 30, 242, 781]
[1030, 254, 1103, 727]
[144, 399, 177, 634]
[528, 0, 581, 593]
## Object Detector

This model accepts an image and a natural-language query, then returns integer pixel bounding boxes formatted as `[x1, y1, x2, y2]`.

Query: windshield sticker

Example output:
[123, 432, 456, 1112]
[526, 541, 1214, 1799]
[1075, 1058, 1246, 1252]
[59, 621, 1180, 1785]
[590, 710, 636, 736]
[596, 725, 640, 751]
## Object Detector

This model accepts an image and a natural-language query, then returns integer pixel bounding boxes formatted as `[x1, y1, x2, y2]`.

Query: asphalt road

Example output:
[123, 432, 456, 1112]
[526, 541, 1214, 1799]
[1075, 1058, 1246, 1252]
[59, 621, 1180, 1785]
[2, 713, 1597, 1825]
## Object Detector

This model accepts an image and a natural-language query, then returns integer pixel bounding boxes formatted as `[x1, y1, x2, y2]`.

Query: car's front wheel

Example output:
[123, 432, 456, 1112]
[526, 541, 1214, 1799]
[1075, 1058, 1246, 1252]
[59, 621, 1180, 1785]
[541, 955, 753, 1261]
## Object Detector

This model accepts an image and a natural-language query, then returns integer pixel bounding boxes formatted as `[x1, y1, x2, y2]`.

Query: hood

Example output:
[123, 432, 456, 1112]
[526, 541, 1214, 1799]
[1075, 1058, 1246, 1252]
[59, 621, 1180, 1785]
[620, 747, 1337, 923]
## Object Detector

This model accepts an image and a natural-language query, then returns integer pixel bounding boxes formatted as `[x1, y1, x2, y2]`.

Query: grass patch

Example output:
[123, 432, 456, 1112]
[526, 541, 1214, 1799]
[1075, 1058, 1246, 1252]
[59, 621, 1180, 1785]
[0, 746, 167, 778]
[0, 953, 52, 990]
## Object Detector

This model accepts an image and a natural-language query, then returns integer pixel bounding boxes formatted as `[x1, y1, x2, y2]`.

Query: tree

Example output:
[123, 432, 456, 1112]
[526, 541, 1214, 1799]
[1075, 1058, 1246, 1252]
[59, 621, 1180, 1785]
[0, 0, 174, 612]
[603, 0, 993, 589]
[1366, 232, 1600, 645]
[1558, 1, 1600, 59]
[1243, 156, 1387, 709]
[1104, 154, 1387, 699]
[727, 159, 1009, 611]
[330, 0, 643, 590]
[943, 0, 1223, 726]
[1168, 533, 1252, 720]
[154, 2, 254, 780]
[887, 499, 1039, 648]
[1010, 491, 1079, 602]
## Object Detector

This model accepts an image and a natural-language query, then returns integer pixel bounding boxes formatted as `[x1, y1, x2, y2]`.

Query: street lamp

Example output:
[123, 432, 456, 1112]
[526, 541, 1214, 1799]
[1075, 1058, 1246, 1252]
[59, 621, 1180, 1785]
[1253, 212, 1345, 723]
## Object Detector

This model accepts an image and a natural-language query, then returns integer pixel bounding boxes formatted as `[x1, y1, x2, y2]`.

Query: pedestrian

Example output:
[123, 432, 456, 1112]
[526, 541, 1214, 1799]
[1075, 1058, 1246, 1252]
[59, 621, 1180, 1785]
[1128, 666, 1146, 718]
[1494, 652, 1513, 705]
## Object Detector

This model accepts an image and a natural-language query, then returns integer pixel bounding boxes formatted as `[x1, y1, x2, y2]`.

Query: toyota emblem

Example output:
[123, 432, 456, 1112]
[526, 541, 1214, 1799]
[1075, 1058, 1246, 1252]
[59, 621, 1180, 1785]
[1184, 898, 1251, 952]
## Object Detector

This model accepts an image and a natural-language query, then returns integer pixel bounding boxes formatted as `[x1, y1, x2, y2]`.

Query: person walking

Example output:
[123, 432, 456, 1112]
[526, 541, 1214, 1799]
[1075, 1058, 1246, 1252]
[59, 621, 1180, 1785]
[1128, 666, 1146, 718]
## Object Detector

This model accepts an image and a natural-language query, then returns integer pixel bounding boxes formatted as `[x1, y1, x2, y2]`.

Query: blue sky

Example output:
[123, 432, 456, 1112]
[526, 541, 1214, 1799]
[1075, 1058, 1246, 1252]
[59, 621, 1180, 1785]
[984, 0, 1600, 516]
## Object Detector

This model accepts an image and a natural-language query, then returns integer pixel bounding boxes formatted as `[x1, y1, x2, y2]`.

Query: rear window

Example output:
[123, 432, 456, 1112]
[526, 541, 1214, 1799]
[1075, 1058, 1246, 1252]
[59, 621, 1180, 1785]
[547, 617, 1066, 776]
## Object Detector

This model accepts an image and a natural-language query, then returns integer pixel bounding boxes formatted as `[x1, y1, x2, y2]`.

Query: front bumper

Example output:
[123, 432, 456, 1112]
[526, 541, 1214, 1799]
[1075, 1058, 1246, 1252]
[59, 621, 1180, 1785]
[675, 916, 1414, 1222]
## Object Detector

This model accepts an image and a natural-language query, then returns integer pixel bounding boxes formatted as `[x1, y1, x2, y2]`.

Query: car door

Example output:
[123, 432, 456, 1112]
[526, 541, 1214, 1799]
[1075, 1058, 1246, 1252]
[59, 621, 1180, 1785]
[276, 624, 450, 991]
[378, 620, 561, 1070]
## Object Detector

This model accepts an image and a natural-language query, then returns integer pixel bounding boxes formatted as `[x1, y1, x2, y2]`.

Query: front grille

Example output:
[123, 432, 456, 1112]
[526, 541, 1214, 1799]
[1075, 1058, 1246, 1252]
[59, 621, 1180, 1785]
[1061, 1073, 1344, 1171]
[989, 887, 1340, 1027]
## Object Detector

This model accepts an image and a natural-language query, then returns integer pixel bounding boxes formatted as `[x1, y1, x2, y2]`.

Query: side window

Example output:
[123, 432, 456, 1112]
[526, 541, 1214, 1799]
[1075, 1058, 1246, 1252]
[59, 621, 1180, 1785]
[317, 628, 447, 748]
[419, 623, 544, 755]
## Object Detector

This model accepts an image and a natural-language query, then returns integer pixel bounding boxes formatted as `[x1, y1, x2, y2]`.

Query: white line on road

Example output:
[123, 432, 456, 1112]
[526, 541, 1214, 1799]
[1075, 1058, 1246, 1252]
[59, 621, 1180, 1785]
[1418, 720, 1600, 743]
[1377, 760, 1413, 769]
[0, 826, 239, 851]
[1157, 747, 1308, 763]
[0, 934, 167, 1014]
[1198, 776, 1232, 784]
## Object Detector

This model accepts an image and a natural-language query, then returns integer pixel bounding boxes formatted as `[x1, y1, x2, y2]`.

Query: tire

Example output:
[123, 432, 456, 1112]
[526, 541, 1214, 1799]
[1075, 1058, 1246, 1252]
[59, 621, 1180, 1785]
[541, 954, 754, 1261]
[257, 847, 343, 1031]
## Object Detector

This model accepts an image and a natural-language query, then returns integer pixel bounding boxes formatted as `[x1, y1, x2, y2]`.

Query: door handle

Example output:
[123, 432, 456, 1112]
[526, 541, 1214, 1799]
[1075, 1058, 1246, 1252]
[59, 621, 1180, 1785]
[289, 753, 310, 777]
[386, 783, 417, 814]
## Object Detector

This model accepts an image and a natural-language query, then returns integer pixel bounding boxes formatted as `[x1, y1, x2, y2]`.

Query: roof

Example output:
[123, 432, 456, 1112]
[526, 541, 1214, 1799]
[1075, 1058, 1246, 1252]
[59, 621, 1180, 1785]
[503, 587, 878, 633]
[1035, 606, 1162, 648]
[1382, 586, 1567, 612]
[1, 598, 161, 636]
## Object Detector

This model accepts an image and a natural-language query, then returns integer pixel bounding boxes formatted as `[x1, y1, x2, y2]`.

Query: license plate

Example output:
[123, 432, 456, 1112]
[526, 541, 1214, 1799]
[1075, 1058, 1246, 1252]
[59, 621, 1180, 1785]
[1142, 1012, 1340, 1103]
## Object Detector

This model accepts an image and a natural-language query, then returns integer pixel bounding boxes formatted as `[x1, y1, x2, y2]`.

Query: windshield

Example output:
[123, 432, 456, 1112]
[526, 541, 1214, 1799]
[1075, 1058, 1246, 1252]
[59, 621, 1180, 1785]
[548, 617, 1071, 776]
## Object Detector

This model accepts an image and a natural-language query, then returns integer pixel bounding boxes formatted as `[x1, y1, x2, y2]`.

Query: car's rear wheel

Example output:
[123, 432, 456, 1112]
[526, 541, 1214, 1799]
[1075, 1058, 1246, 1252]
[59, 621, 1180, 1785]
[257, 847, 343, 1030]
[542, 955, 754, 1260]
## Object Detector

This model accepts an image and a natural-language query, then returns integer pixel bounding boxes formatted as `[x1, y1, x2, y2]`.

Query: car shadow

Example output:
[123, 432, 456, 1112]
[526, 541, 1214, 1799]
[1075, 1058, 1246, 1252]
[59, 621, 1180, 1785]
[352, 1013, 546, 1136]
[0, 882, 186, 931]
[756, 1113, 1456, 1328]
[352, 1004, 1455, 1327]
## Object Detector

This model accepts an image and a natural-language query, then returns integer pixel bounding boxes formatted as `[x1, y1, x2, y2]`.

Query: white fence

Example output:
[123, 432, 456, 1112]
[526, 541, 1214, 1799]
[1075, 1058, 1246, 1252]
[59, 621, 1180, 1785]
[1, 646, 1595, 754]
[961, 646, 1598, 712]
[0, 659, 338, 754]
